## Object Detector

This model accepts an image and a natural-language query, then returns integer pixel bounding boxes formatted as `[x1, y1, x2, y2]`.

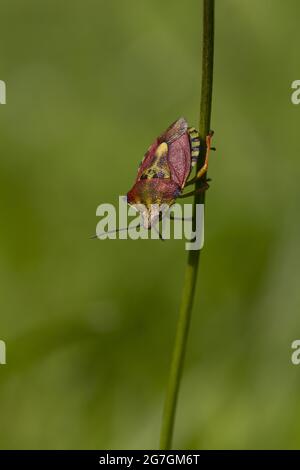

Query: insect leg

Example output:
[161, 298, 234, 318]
[178, 181, 210, 198]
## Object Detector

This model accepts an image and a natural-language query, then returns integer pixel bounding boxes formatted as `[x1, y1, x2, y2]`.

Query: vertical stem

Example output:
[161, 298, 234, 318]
[160, 0, 214, 450]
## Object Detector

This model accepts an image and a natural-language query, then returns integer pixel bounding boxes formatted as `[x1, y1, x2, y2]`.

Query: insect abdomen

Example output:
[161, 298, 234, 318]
[188, 127, 201, 166]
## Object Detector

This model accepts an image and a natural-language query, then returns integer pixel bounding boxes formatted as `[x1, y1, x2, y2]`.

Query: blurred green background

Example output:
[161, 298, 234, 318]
[0, 0, 300, 449]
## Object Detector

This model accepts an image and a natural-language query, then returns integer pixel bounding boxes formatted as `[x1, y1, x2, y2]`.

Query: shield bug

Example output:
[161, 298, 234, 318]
[126, 117, 214, 230]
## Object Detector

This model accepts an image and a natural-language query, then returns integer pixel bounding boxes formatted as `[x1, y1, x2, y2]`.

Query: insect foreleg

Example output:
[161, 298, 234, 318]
[178, 181, 210, 199]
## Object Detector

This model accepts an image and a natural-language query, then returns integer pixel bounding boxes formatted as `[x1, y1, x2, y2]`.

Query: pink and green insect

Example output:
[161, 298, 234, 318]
[126, 117, 214, 229]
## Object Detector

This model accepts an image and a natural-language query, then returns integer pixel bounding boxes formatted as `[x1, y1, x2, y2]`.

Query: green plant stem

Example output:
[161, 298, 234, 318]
[160, 0, 215, 450]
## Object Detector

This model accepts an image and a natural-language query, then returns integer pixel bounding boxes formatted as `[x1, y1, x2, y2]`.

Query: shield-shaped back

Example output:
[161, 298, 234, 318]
[135, 118, 192, 189]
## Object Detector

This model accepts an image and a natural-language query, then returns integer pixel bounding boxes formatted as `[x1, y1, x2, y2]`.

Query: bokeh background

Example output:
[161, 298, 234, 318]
[0, 0, 300, 449]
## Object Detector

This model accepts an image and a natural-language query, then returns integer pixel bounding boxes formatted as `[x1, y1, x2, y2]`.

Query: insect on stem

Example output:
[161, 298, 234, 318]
[160, 0, 215, 450]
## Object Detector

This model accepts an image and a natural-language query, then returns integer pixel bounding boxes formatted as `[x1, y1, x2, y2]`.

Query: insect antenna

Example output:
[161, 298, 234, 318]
[168, 214, 193, 221]
[90, 224, 141, 239]
[152, 224, 165, 241]
[91, 221, 165, 241]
